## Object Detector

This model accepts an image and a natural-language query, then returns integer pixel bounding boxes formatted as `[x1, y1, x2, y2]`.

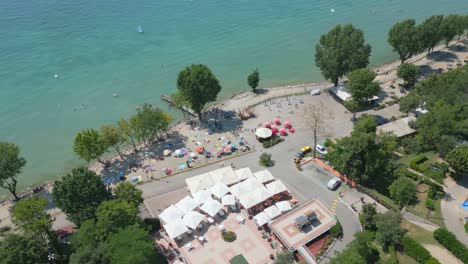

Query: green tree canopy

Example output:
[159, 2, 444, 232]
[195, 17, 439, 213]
[360, 203, 378, 231]
[103, 225, 159, 264]
[0, 234, 48, 264]
[347, 68, 380, 106]
[177, 64, 222, 121]
[73, 129, 108, 166]
[397, 63, 421, 86]
[417, 15, 444, 54]
[0, 142, 26, 200]
[315, 24, 372, 86]
[355, 115, 378, 134]
[329, 231, 379, 264]
[247, 69, 260, 93]
[117, 118, 139, 153]
[114, 182, 143, 207]
[274, 251, 294, 264]
[441, 15, 466, 46]
[95, 200, 139, 240]
[375, 211, 406, 249]
[388, 19, 421, 62]
[52, 167, 111, 226]
[388, 177, 417, 205]
[101, 124, 125, 160]
[446, 145, 468, 175]
[131, 103, 173, 145]
[399, 93, 421, 113]
[69, 243, 107, 264]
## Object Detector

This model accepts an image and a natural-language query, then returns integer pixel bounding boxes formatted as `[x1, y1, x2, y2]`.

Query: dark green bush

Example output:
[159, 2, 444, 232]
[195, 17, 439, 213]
[424, 257, 441, 264]
[143, 218, 161, 233]
[330, 220, 342, 238]
[262, 137, 282, 148]
[222, 231, 237, 242]
[410, 154, 428, 172]
[402, 237, 432, 263]
[433, 228, 468, 263]
[325, 138, 336, 148]
[425, 198, 435, 210]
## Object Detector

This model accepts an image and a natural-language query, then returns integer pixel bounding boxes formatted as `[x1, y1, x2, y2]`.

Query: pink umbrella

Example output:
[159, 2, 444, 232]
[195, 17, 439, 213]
[270, 125, 278, 131]
[284, 120, 291, 128]
[279, 127, 287, 136]
[273, 117, 281, 125]
[264, 121, 271, 128]
[289, 127, 295, 133]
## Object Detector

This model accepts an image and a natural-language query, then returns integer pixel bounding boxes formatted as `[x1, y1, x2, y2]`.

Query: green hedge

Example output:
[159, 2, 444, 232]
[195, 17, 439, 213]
[324, 138, 336, 148]
[410, 154, 428, 172]
[424, 257, 441, 264]
[433, 228, 468, 263]
[402, 237, 435, 263]
[262, 137, 282, 148]
[330, 220, 342, 238]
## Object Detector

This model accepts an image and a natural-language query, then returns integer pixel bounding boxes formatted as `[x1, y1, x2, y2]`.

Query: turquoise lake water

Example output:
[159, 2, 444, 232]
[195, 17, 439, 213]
[0, 0, 466, 195]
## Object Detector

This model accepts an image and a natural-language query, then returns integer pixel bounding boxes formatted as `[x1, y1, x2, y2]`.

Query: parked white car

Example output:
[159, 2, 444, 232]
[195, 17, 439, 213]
[327, 178, 341, 190]
[315, 144, 328, 155]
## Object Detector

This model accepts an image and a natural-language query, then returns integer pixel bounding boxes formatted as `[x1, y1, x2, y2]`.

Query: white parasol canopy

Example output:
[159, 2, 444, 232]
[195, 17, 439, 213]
[209, 167, 239, 186]
[230, 177, 263, 197]
[221, 194, 236, 206]
[159, 205, 184, 224]
[253, 212, 271, 226]
[164, 218, 188, 239]
[186, 172, 214, 195]
[254, 169, 275, 183]
[264, 205, 281, 219]
[175, 196, 198, 214]
[182, 211, 205, 229]
[200, 199, 223, 217]
[192, 190, 212, 205]
[174, 149, 182, 156]
[265, 180, 288, 195]
[238, 186, 273, 209]
[276, 201, 292, 212]
[210, 182, 230, 199]
[255, 127, 273, 139]
[163, 149, 172, 156]
[234, 167, 255, 181]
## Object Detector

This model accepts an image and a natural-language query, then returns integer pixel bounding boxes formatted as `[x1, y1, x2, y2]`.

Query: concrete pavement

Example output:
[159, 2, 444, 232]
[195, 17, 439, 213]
[441, 177, 468, 246]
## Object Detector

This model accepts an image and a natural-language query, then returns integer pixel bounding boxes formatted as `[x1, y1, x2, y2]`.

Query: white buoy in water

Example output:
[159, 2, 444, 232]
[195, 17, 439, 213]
[331, 8, 335, 13]
[54, 74, 58, 78]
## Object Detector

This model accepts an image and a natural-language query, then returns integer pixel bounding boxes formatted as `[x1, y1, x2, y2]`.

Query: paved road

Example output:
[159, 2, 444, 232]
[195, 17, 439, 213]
[441, 177, 468, 247]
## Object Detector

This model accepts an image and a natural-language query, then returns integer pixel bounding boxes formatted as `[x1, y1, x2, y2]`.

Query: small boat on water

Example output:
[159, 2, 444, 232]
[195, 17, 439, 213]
[137, 26, 144, 33]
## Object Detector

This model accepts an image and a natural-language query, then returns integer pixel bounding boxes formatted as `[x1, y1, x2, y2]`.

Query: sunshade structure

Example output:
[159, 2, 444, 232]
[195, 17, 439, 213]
[192, 190, 212, 205]
[275, 201, 292, 212]
[221, 194, 236, 206]
[238, 186, 273, 209]
[229, 177, 263, 197]
[210, 182, 230, 199]
[253, 212, 271, 226]
[264, 205, 281, 219]
[209, 167, 239, 186]
[159, 205, 184, 224]
[182, 211, 205, 229]
[265, 180, 288, 195]
[164, 219, 188, 239]
[234, 167, 255, 181]
[163, 149, 172, 156]
[254, 169, 275, 183]
[255, 127, 273, 139]
[175, 196, 198, 214]
[200, 199, 223, 217]
[186, 172, 214, 195]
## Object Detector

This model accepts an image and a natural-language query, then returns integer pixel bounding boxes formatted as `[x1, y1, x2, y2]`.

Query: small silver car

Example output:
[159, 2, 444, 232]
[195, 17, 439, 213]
[327, 178, 341, 190]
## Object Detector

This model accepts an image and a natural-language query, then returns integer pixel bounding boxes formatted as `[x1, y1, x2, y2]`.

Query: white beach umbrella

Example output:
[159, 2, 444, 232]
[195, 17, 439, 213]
[159, 205, 184, 224]
[185, 172, 214, 195]
[210, 182, 229, 199]
[254, 169, 275, 183]
[200, 199, 223, 217]
[163, 149, 172, 156]
[234, 167, 255, 181]
[275, 201, 292, 212]
[265, 180, 288, 195]
[164, 219, 188, 239]
[190, 152, 197, 158]
[221, 194, 236, 206]
[230, 177, 263, 197]
[192, 190, 212, 205]
[264, 205, 281, 219]
[255, 127, 273, 139]
[175, 196, 198, 214]
[209, 167, 239, 186]
[182, 211, 205, 229]
[253, 212, 271, 226]
[174, 149, 182, 156]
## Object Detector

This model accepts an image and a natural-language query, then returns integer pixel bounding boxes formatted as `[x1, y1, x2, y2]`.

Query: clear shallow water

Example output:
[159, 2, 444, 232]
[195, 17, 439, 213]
[0, 0, 466, 195]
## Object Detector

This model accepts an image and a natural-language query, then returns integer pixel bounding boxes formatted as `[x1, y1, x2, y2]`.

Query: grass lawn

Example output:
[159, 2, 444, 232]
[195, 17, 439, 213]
[406, 183, 445, 227]
[401, 219, 439, 245]
[397, 252, 419, 264]
[398, 151, 446, 183]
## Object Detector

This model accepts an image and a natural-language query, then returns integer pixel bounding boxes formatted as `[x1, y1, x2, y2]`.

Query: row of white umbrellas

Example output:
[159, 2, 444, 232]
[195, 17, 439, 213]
[253, 201, 292, 226]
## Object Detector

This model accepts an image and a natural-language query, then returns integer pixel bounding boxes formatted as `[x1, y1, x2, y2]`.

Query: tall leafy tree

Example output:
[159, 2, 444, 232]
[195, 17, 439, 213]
[354, 115, 378, 134]
[95, 200, 139, 240]
[0, 234, 48, 264]
[304, 103, 328, 158]
[388, 177, 417, 205]
[52, 167, 111, 226]
[399, 93, 421, 113]
[100, 124, 125, 160]
[117, 118, 139, 153]
[397, 63, 421, 86]
[247, 69, 260, 93]
[73, 129, 108, 166]
[417, 15, 444, 54]
[375, 211, 406, 249]
[360, 203, 377, 231]
[315, 24, 372, 86]
[347, 68, 380, 106]
[388, 19, 420, 62]
[0, 142, 26, 200]
[177, 64, 222, 121]
[446, 145, 468, 175]
[114, 182, 143, 208]
[441, 15, 466, 46]
[132, 103, 173, 144]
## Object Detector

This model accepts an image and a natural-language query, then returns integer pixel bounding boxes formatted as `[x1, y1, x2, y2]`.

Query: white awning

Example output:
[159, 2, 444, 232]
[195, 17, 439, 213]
[264, 205, 281, 219]
[275, 201, 292, 212]
[164, 219, 188, 239]
[253, 212, 271, 226]
[255, 128, 273, 139]
[200, 199, 223, 217]
[192, 190, 212, 205]
[238, 186, 273, 209]
[159, 205, 184, 224]
[182, 211, 205, 229]
[265, 180, 288, 195]
[209, 167, 239, 186]
[210, 182, 230, 199]
[221, 194, 236, 206]
[175, 196, 198, 214]
[186, 172, 214, 195]
[254, 169, 275, 183]
[230, 177, 263, 197]
[234, 167, 255, 181]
